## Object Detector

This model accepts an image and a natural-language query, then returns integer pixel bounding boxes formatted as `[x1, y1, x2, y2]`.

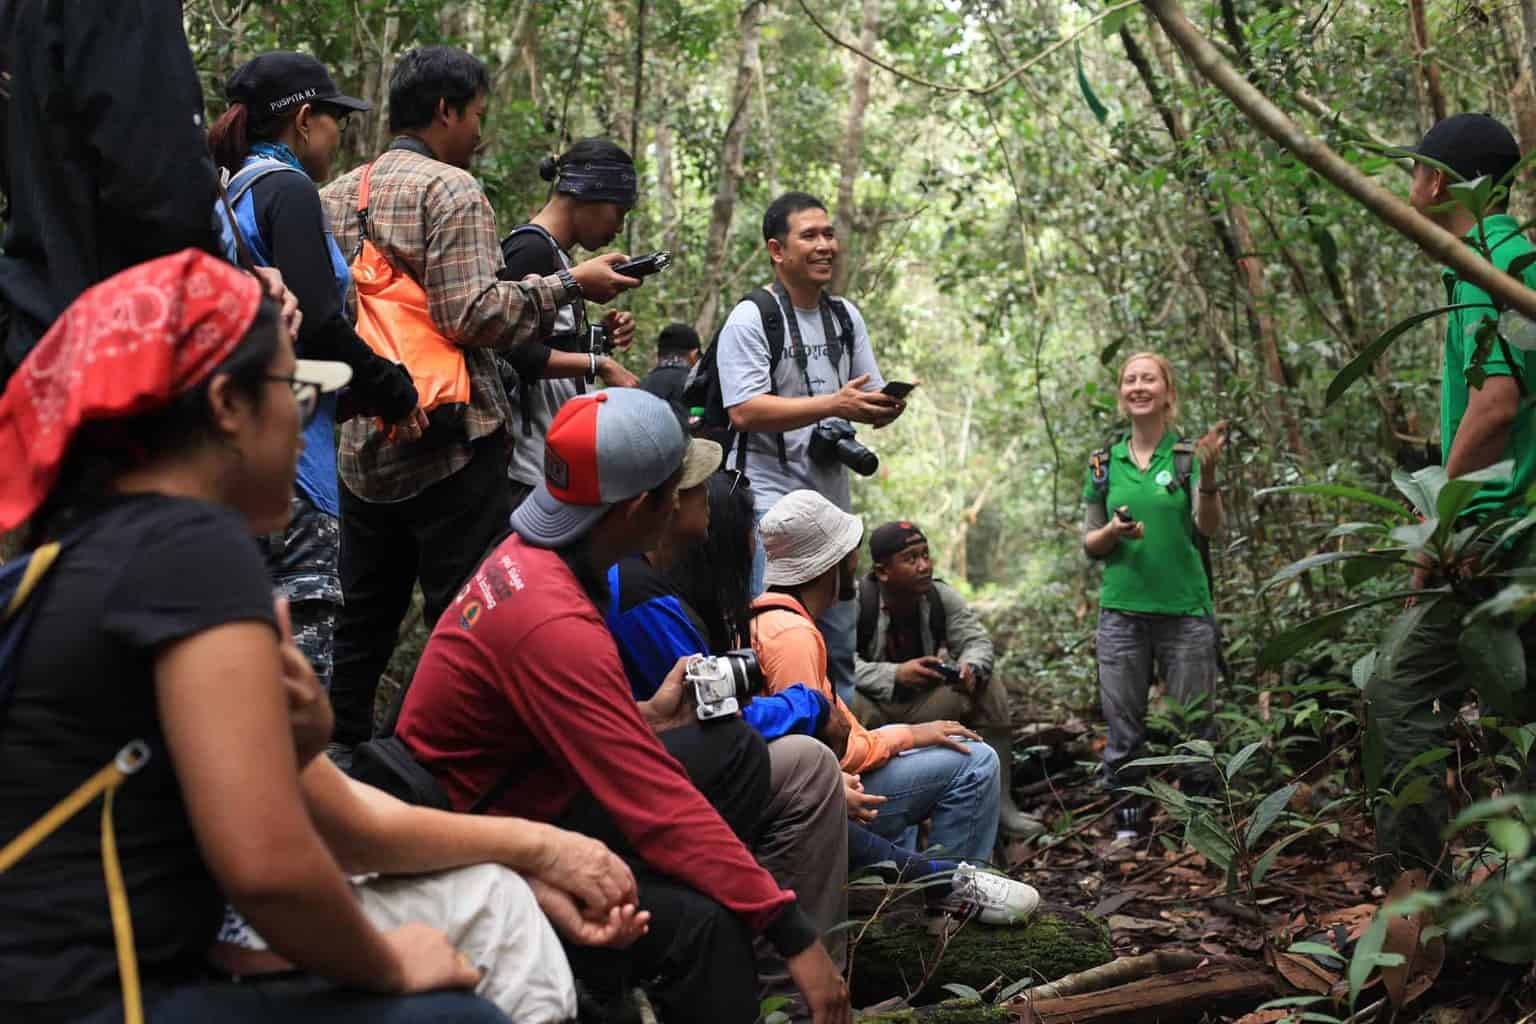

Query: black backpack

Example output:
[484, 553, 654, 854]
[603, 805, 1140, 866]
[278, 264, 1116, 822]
[682, 288, 854, 468]
[856, 574, 948, 661]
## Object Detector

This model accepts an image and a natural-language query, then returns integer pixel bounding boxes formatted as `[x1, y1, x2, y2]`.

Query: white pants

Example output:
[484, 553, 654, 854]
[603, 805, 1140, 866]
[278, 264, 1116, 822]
[220, 863, 575, 1023]
[354, 864, 576, 1023]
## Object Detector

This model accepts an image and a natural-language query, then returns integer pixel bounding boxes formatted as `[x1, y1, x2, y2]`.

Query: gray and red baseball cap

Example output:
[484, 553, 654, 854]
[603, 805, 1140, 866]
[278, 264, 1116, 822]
[511, 388, 721, 548]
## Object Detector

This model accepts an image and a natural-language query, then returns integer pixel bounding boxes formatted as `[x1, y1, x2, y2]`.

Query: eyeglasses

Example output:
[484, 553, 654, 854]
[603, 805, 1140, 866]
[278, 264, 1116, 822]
[724, 469, 751, 496]
[267, 375, 322, 426]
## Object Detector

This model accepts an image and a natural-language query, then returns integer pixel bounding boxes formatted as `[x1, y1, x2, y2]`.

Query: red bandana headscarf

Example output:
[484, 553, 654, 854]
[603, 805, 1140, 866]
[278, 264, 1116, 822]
[0, 249, 264, 530]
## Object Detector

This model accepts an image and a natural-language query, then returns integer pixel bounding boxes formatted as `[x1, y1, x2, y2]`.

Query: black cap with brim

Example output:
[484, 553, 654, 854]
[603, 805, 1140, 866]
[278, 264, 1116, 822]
[226, 51, 371, 124]
[1399, 112, 1521, 185]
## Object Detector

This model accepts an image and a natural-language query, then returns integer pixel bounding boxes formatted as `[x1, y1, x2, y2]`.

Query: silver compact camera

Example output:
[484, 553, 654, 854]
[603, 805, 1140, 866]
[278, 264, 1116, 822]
[686, 649, 764, 722]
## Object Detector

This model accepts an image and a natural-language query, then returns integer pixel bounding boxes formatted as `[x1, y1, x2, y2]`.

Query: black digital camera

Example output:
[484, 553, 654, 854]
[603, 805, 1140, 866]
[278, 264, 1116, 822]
[808, 418, 878, 476]
[685, 649, 764, 722]
[935, 661, 964, 687]
[588, 322, 613, 356]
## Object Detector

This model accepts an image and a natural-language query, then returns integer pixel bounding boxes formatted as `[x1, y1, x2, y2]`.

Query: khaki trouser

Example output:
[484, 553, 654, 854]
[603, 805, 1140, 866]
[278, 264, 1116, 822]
[852, 672, 1011, 732]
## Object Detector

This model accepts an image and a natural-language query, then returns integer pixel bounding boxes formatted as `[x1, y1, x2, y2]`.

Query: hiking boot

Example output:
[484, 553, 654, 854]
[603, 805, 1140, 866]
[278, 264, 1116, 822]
[985, 730, 1047, 840]
[948, 862, 1040, 925]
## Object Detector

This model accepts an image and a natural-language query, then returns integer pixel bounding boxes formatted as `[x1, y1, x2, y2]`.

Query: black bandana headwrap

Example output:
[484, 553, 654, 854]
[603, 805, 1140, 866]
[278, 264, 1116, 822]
[555, 159, 638, 206]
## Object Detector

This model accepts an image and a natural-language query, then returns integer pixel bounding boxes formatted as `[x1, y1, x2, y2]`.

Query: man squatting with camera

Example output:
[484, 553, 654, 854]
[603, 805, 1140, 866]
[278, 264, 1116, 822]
[714, 192, 907, 705]
[852, 521, 1045, 838]
[393, 388, 851, 1024]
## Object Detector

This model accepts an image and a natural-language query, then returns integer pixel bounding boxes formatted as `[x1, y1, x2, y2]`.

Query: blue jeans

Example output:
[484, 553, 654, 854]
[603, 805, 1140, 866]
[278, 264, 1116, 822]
[79, 977, 509, 1023]
[859, 739, 999, 862]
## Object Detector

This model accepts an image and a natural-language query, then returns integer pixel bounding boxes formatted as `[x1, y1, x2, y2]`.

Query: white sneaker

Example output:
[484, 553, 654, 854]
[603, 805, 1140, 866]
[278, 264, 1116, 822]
[950, 862, 1040, 925]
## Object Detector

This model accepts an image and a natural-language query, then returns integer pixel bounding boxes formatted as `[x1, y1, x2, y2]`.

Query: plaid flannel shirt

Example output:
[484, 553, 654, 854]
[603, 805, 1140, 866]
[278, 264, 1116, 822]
[321, 146, 575, 502]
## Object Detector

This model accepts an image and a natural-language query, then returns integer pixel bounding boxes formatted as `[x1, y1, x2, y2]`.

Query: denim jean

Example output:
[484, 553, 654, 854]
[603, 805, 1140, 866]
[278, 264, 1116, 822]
[859, 739, 999, 862]
[78, 978, 509, 1024]
[1095, 608, 1219, 787]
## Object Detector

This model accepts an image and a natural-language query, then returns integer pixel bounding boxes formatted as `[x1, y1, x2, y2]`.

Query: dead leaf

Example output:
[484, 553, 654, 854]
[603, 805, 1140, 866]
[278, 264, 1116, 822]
[1232, 1011, 1289, 1024]
[1380, 869, 1428, 1008]
[1271, 950, 1337, 994]
[1318, 904, 1374, 941]
[1288, 781, 1313, 813]
[1107, 914, 1179, 937]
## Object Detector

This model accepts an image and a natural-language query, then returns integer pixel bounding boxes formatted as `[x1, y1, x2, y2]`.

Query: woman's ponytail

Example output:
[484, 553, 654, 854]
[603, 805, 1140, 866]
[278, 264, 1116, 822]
[207, 103, 252, 176]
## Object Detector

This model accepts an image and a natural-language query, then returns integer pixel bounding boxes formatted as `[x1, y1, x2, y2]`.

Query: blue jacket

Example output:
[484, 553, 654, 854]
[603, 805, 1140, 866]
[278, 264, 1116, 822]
[605, 558, 829, 741]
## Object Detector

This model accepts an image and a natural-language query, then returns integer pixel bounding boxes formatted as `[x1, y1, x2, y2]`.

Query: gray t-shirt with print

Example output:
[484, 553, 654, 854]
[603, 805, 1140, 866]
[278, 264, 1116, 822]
[505, 235, 583, 488]
[716, 289, 884, 514]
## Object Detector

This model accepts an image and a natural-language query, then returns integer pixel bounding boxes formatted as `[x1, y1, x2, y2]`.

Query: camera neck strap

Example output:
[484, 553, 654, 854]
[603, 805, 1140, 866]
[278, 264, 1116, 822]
[770, 281, 848, 397]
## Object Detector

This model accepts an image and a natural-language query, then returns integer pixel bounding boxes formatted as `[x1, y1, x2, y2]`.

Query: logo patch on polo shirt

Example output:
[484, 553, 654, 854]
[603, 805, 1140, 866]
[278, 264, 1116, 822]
[545, 447, 570, 490]
[1155, 469, 1173, 487]
[459, 600, 483, 631]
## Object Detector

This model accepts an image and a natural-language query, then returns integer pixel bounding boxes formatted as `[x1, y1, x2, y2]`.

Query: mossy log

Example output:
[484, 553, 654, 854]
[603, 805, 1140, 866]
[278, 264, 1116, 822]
[848, 902, 1113, 1007]
[857, 997, 1010, 1023]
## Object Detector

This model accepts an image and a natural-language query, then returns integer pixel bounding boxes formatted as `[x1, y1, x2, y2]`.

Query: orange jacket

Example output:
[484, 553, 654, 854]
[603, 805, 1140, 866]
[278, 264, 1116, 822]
[749, 593, 914, 775]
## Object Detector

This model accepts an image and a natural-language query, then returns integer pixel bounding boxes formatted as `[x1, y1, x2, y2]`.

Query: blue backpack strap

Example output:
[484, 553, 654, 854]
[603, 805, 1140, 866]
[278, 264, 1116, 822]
[218, 160, 306, 269]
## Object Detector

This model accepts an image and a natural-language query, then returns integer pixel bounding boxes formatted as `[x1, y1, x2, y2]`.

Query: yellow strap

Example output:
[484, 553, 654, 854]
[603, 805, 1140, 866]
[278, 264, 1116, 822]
[102, 785, 143, 1024]
[0, 742, 150, 1024]
[2, 540, 59, 624]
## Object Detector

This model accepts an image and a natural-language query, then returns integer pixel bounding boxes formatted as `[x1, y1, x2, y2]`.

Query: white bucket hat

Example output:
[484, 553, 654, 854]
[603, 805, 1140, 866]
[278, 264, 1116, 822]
[760, 490, 864, 587]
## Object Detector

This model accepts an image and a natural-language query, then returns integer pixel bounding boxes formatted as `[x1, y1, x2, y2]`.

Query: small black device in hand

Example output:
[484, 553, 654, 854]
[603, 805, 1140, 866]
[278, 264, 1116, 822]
[809, 418, 879, 476]
[588, 322, 613, 355]
[935, 661, 965, 687]
[686, 649, 764, 722]
[881, 380, 917, 400]
[614, 251, 672, 279]
[1115, 507, 1134, 525]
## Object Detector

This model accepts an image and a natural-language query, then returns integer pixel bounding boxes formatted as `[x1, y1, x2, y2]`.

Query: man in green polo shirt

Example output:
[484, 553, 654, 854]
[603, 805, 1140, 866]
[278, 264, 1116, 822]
[1368, 112, 1536, 884]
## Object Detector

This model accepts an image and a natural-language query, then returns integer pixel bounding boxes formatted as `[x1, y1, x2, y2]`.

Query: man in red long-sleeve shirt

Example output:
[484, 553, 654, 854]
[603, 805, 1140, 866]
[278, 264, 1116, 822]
[397, 388, 849, 1024]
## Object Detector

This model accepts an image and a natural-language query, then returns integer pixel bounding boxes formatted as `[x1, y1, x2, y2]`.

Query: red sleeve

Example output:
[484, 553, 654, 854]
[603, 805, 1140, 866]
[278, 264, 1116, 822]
[493, 612, 796, 932]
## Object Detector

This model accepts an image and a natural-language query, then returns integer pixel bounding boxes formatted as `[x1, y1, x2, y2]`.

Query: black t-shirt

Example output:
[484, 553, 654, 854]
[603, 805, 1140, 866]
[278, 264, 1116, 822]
[640, 363, 691, 405]
[0, 494, 276, 1020]
[883, 608, 925, 665]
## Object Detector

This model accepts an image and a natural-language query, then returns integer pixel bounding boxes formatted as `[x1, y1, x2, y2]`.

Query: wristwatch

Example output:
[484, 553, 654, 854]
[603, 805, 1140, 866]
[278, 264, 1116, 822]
[556, 267, 582, 302]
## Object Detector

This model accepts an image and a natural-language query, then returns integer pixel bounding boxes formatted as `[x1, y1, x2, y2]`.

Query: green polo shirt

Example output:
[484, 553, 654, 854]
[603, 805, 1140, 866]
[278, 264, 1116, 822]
[1441, 214, 1536, 522]
[1082, 432, 1212, 617]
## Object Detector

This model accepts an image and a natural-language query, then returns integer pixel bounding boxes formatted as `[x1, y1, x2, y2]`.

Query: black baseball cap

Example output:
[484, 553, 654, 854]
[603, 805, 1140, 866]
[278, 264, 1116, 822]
[1404, 113, 1522, 185]
[226, 51, 370, 125]
[870, 520, 927, 564]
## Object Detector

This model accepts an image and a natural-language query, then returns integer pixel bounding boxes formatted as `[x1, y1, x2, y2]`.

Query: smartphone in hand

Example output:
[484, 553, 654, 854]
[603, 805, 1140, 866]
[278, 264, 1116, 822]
[881, 380, 917, 400]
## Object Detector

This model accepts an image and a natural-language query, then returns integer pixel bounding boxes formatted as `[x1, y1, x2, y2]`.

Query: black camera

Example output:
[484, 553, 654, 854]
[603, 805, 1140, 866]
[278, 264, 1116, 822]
[685, 649, 764, 722]
[809, 418, 878, 476]
[1115, 507, 1134, 525]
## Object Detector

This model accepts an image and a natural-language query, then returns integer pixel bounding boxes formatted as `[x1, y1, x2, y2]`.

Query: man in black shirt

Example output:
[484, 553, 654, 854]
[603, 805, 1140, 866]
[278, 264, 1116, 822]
[499, 138, 642, 509]
[639, 323, 701, 405]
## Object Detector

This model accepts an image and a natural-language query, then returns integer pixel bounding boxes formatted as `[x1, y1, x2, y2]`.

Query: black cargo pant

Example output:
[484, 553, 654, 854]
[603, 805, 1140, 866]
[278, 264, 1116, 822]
[556, 719, 770, 1024]
[329, 435, 511, 748]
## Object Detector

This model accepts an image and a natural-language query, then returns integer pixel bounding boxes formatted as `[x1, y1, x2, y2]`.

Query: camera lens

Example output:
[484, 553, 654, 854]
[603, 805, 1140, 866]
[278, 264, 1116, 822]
[723, 648, 764, 698]
[834, 438, 879, 476]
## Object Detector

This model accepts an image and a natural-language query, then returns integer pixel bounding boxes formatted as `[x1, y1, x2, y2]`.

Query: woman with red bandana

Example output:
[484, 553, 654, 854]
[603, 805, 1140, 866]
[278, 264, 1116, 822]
[0, 251, 507, 1023]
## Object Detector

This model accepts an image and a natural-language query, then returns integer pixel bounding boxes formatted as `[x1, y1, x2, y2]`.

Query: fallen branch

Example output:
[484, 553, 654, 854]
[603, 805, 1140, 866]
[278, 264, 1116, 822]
[1142, 0, 1536, 322]
[1026, 950, 1207, 1000]
[1017, 956, 1282, 1024]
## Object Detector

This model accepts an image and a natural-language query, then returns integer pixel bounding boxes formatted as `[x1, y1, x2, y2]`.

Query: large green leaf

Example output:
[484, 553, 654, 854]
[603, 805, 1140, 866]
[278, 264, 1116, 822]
[1393, 465, 1446, 519]
[1261, 550, 1392, 592]
[1255, 482, 1411, 520]
[1225, 740, 1265, 780]
[1259, 591, 1430, 667]
[1185, 813, 1236, 871]
[1461, 619, 1528, 714]
[1245, 782, 1298, 849]
[1074, 43, 1109, 125]
[1342, 553, 1407, 588]
[1434, 461, 1514, 542]
[1327, 305, 1487, 406]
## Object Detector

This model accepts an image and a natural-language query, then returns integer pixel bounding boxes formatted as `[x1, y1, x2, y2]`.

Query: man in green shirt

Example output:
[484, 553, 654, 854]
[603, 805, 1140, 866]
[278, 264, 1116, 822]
[1369, 113, 1536, 884]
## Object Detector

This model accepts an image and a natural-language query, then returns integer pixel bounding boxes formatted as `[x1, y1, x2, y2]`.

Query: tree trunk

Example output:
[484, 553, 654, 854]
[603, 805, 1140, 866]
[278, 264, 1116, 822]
[832, 0, 879, 295]
[1408, 0, 1448, 123]
[1140, 0, 1536, 322]
[603, 4, 633, 146]
[362, 15, 401, 160]
[694, 0, 765, 335]
[1225, 197, 1306, 454]
[655, 119, 679, 256]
